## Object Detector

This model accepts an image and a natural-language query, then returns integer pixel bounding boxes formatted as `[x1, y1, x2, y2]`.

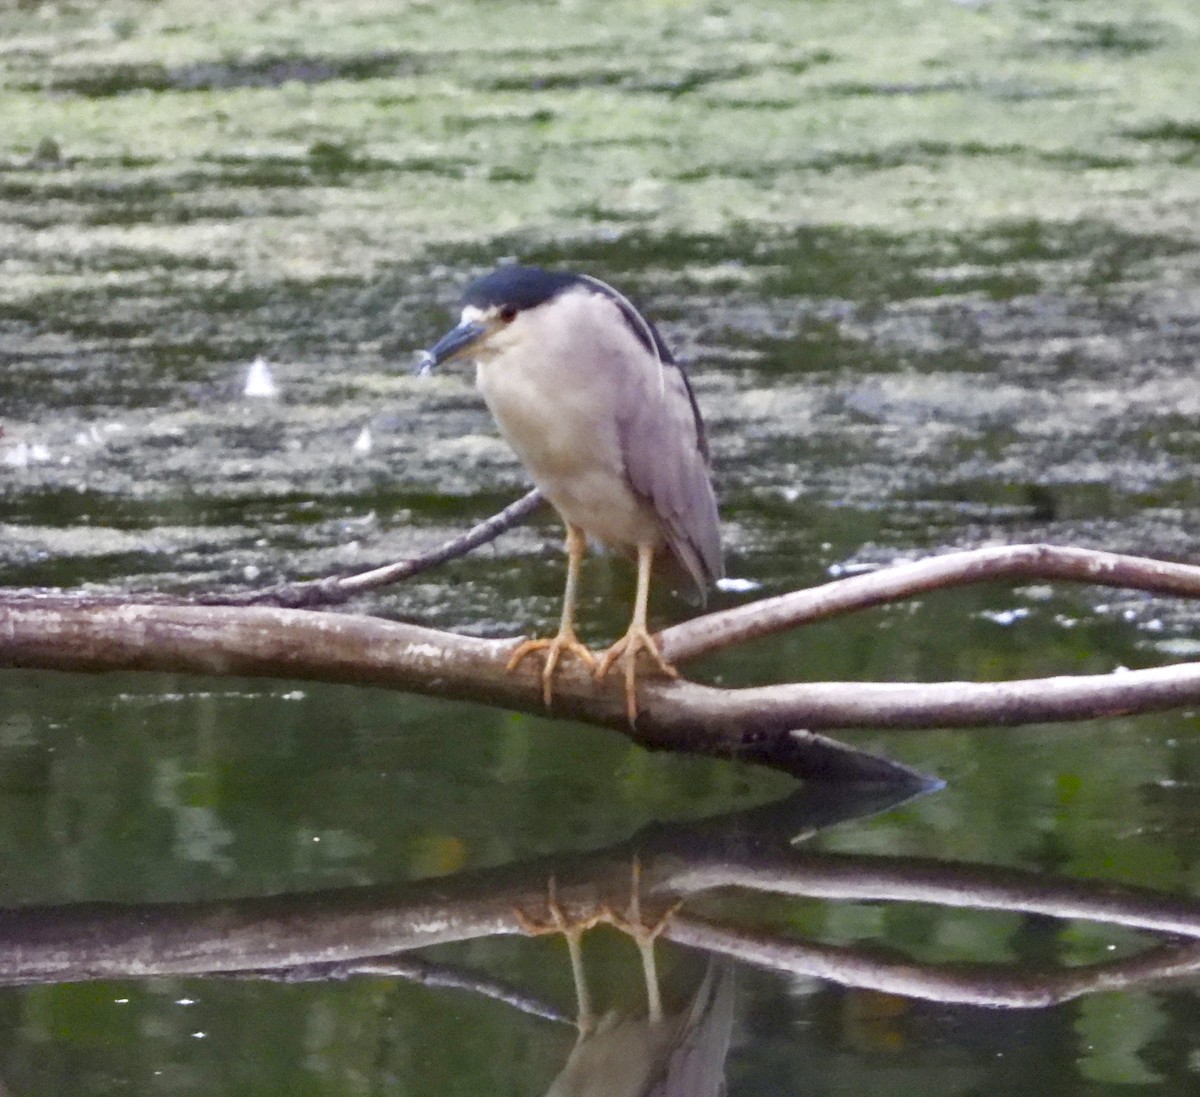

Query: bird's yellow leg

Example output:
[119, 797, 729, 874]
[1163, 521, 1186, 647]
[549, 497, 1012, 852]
[600, 857, 681, 1024]
[507, 524, 598, 707]
[513, 877, 602, 1037]
[594, 544, 678, 723]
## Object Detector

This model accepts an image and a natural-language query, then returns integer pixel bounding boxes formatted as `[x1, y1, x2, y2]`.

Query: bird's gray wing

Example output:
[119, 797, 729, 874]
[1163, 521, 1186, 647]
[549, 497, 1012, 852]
[645, 960, 736, 1097]
[619, 359, 723, 599]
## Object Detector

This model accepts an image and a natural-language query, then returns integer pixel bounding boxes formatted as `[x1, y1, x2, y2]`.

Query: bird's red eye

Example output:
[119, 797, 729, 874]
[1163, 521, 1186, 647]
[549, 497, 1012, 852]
[499, 306, 517, 324]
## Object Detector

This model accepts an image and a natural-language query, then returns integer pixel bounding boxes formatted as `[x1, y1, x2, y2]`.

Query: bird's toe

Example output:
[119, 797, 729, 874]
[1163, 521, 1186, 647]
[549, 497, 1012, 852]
[507, 630, 598, 708]
[595, 626, 678, 722]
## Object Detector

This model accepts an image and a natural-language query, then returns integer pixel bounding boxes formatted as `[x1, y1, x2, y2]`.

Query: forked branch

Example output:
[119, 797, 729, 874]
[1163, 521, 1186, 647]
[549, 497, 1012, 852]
[1, 537, 1199, 784]
[3, 801, 1200, 1009]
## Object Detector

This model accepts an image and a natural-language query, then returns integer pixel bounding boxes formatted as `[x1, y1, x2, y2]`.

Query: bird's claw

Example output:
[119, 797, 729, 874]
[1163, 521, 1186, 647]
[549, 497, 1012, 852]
[513, 878, 603, 939]
[601, 856, 681, 944]
[594, 625, 679, 724]
[507, 629, 599, 708]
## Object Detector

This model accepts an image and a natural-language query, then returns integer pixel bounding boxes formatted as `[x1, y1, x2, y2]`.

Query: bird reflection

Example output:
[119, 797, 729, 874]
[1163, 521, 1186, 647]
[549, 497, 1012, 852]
[518, 863, 735, 1097]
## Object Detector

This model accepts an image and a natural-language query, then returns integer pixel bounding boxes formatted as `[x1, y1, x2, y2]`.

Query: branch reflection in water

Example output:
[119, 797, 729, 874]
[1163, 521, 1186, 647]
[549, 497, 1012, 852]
[4, 777, 1200, 1090]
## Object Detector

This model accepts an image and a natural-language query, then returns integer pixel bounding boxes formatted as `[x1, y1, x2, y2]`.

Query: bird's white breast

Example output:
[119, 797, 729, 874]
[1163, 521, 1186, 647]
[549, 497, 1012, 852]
[474, 290, 664, 551]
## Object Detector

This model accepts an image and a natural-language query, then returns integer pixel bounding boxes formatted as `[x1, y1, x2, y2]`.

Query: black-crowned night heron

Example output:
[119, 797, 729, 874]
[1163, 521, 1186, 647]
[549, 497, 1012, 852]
[517, 865, 735, 1097]
[419, 265, 722, 722]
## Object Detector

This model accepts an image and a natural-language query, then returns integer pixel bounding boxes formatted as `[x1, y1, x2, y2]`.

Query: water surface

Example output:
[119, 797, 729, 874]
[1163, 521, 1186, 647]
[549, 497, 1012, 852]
[3, 0, 1200, 1092]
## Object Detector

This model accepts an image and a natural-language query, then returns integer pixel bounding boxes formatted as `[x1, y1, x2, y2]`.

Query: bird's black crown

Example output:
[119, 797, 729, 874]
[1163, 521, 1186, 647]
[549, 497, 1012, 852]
[461, 266, 580, 313]
[461, 265, 674, 363]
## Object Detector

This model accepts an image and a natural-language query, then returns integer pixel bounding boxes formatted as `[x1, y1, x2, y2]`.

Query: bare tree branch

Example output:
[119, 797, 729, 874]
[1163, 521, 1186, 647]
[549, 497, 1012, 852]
[646, 661, 1200, 733]
[0, 598, 932, 784]
[3, 541, 1200, 782]
[666, 917, 1200, 1008]
[2, 592, 1198, 771]
[665, 850, 1200, 937]
[661, 542, 1200, 662]
[4, 791, 1200, 1010]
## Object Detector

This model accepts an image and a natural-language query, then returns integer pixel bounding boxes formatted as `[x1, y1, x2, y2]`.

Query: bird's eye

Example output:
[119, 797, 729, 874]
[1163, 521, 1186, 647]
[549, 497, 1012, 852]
[498, 306, 518, 324]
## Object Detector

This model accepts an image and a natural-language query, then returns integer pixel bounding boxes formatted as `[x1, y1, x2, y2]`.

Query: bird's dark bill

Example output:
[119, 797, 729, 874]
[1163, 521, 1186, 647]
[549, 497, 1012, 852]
[417, 320, 489, 375]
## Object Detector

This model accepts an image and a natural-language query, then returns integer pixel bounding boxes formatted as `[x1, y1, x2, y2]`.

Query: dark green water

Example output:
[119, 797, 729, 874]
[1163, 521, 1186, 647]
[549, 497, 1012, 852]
[3, 0, 1200, 1092]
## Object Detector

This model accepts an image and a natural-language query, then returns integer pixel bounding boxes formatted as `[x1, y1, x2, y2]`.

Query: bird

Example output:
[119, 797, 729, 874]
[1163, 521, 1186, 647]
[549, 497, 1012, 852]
[542, 957, 735, 1097]
[516, 863, 735, 1097]
[418, 265, 722, 722]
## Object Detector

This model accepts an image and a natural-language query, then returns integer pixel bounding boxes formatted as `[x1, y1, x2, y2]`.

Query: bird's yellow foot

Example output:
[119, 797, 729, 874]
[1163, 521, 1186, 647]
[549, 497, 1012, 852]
[601, 856, 681, 947]
[507, 628, 598, 708]
[600, 857, 681, 1023]
[513, 879, 603, 938]
[513, 878, 603, 1035]
[594, 624, 678, 724]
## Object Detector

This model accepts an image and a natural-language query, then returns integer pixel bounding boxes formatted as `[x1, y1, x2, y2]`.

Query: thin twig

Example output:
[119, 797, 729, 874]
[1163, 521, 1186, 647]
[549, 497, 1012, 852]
[202, 488, 545, 608]
[227, 954, 571, 1024]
